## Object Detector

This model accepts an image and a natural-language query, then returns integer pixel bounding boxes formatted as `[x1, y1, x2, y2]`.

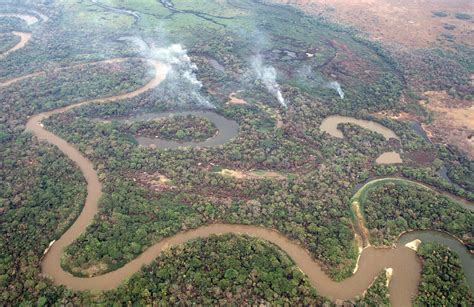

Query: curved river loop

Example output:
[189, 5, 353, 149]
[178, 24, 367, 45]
[320, 115, 403, 165]
[1, 12, 473, 306]
[0, 11, 44, 59]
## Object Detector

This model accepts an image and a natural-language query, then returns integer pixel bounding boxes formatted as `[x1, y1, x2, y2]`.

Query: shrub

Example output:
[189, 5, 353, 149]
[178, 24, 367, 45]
[455, 13, 472, 20]
[443, 24, 456, 31]
[432, 11, 448, 17]
[440, 33, 455, 42]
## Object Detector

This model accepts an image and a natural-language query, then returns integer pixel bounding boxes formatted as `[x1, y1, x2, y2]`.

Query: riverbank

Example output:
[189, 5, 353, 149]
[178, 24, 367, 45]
[320, 115, 402, 165]
[3, 31, 471, 306]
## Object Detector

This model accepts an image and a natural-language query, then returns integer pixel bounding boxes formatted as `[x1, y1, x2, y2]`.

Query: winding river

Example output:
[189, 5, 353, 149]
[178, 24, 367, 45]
[354, 177, 474, 212]
[0, 13, 39, 25]
[0, 31, 31, 59]
[0, 11, 46, 59]
[320, 115, 399, 140]
[115, 111, 239, 149]
[90, 0, 141, 25]
[2, 18, 473, 306]
[399, 231, 474, 292]
[320, 115, 403, 164]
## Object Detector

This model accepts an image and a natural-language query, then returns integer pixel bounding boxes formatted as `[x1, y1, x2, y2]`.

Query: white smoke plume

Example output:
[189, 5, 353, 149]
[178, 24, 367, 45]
[122, 37, 214, 109]
[251, 55, 287, 108]
[118, 36, 149, 51]
[296, 65, 345, 99]
[327, 81, 344, 99]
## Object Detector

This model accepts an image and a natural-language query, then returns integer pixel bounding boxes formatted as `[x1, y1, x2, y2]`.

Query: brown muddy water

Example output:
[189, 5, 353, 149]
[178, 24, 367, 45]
[2, 51, 469, 305]
[0, 12, 48, 59]
[399, 231, 474, 294]
[118, 111, 239, 149]
[320, 115, 399, 140]
[320, 115, 402, 164]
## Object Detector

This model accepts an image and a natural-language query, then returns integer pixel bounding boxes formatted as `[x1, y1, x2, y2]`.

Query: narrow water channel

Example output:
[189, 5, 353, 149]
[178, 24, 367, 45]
[117, 111, 239, 149]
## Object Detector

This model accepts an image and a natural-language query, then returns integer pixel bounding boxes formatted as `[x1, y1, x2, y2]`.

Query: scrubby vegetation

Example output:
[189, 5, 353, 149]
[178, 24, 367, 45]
[101, 234, 325, 305]
[432, 11, 448, 18]
[0, 32, 20, 52]
[1, 0, 472, 305]
[454, 13, 472, 20]
[392, 48, 473, 100]
[363, 182, 473, 248]
[443, 24, 456, 31]
[127, 114, 218, 142]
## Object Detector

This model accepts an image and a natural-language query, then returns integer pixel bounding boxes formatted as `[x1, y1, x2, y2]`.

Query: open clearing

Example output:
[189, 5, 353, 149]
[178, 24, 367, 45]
[420, 91, 474, 158]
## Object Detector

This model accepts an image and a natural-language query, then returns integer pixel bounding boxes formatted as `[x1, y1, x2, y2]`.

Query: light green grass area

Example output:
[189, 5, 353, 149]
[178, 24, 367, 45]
[66, 0, 252, 34]
[57, 1, 135, 30]
[100, 0, 169, 15]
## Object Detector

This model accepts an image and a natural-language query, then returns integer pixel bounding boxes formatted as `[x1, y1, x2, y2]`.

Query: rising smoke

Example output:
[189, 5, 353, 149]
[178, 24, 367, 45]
[326, 81, 345, 99]
[251, 55, 286, 108]
[122, 36, 214, 109]
[297, 65, 344, 99]
[118, 36, 149, 51]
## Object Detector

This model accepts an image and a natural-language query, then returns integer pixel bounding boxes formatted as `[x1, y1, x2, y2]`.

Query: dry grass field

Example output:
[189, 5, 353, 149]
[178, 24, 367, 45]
[273, 0, 474, 157]
[272, 0, 473, 48]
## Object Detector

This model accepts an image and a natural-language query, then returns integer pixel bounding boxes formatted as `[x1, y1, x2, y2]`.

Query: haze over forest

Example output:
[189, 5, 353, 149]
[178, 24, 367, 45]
[0, 0, 472, 306]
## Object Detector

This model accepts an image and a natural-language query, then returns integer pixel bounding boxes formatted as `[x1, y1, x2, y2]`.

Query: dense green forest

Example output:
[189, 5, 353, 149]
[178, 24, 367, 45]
[45, 107, 361, 279]
[363, 182, 473, 248]
[415, 242, 473, 306]
[125, 114, 218, 142]
[0, 139, 86, 303]
[0, 16, 28, 34]
[1, 59, 149, 141]
[0, 0, 473, 305]
[100, 234, 325, 305]
[353, 272, 390, 306]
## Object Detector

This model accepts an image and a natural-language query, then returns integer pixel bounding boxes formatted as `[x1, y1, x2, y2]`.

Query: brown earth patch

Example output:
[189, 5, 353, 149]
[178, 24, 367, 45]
[271, 0, 474, 48]
[322, 39, 378, 84]
[226, 92, 248, 105]
[257, 102, 284, 128]
[128, 171, 175, 192]
[373, 111, 418, 121]
[71, 262, 108, 278]
[218, 168, 287, 180]
[420, 90, 474, 158]
[219, 168, 247, 179]
[351, 201, 369, 247]
[406, 149, 437, 165]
